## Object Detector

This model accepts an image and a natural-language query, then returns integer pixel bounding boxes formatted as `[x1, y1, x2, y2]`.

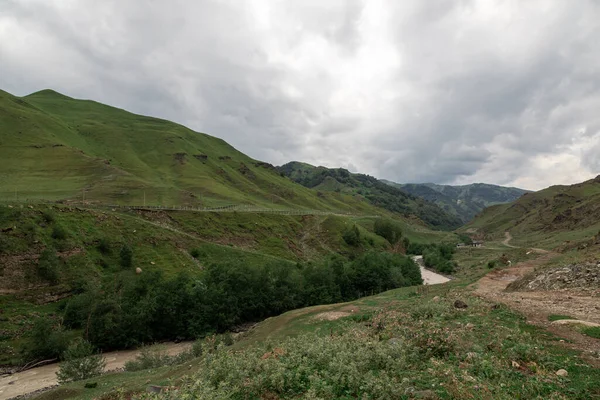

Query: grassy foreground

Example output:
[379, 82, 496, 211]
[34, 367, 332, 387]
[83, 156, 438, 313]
[36, 282, 600, 400]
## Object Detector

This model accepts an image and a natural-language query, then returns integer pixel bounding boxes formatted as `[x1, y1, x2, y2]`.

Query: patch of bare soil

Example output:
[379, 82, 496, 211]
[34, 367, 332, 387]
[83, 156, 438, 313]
[314, 311, 351, 321]
[473, 252, 600, 367]
[0, 342, 192, 400]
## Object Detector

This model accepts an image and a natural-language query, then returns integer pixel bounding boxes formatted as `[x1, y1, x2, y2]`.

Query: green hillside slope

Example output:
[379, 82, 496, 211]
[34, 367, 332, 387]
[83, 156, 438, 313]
[0, 203, 459, 366]
[462, 175, 600, 248]
[278, 162, 463, 230]
[383, 181, 529, 223]
[0, 89, 373, 213]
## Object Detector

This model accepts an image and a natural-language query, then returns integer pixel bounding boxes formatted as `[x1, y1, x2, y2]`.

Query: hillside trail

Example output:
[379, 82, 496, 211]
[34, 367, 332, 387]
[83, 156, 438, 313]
[503, 231, 550, 254]
[0, 342, 192, 400]
[473, 244, 600, 366]
[502, 231, 518, 248]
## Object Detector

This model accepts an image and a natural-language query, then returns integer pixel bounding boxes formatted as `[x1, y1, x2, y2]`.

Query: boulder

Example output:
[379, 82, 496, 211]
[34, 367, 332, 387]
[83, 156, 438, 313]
[454, 300, 468, 309]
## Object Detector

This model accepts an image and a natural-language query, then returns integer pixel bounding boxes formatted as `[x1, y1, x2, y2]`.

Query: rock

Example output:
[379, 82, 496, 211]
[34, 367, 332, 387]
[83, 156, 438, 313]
[465, 323, 474, 329]
[432, 296, 440, 302]
[511, 361, 520, 368]
[147, 385, 165, 393]
[150, 261, 155, 265]
[555, 369, 568, 377]
[136, 267, 142, 274]
[454, 300, 468, 309]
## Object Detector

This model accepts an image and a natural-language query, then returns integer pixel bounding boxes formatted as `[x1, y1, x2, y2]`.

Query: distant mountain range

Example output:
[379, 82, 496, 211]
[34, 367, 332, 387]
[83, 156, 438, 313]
[278, 162, 463, 230]
[382, 181, 530, 223]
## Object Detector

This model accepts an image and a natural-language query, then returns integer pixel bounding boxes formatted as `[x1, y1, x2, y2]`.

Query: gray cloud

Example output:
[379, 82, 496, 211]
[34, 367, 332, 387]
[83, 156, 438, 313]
[1, 0, 599, 190]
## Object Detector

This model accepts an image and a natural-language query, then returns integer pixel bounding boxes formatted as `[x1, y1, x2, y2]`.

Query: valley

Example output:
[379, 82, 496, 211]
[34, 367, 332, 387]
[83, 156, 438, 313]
[0, 89, 598, 400]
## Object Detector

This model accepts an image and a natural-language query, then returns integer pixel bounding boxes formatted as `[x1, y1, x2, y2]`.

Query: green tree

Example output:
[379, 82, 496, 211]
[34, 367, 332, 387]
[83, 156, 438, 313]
[25, 317, 69, 361]
[373, 219, 403, 245]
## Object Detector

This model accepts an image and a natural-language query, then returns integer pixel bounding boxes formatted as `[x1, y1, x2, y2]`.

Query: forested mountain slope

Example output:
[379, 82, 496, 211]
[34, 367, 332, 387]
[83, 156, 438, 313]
[278, 162, 463, 230]
[383, 181, 529, 223]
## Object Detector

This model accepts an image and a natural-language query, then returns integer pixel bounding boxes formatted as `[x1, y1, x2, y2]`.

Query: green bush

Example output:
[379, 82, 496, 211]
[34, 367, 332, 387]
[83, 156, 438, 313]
[487, 260, 497, 269]
[342, 225, 361, 246]
[119, 245, 133, 268]
[42, 210, 55, 224]
[37, 249, 60, 284]
[56, 339, 105, 383]
[190, 248, 201, 258]
[51, 224, 68, 240]
[457, 233, 473, 245]
[97, 238, 111, 255]
[124, 346, 171, 371]
[124, 345, 195, 372]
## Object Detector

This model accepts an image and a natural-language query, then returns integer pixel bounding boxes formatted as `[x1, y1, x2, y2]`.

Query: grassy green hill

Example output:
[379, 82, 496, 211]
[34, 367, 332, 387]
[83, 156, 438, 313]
[0, 89, 377, 213]
[462, 175, 600, 248]
[0, 87, 468, 369]
[278, 162, 463, 230]
[383, 181, 530, 223]
[0, 202, 457, 366]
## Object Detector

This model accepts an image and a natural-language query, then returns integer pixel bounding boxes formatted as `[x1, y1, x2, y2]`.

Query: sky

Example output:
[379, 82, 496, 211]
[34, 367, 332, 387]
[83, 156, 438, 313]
[1, 0, 599, 190]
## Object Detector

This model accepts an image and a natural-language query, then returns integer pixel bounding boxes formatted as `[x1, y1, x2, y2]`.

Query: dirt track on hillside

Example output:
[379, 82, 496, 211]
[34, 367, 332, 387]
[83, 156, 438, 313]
[473, 251, 600, 366]
[0, 342, 192, 400]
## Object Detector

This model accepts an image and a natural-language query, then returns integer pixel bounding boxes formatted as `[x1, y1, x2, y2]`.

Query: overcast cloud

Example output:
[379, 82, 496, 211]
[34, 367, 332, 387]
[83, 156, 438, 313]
[1, 0, 599, 190]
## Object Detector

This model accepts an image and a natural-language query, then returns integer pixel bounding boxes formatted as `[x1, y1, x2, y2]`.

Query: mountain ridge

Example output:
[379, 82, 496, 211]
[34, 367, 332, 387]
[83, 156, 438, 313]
[382, 180, 530, 223]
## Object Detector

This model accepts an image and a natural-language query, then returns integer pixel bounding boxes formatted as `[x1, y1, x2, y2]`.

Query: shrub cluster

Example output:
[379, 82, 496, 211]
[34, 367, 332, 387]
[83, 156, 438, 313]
[62, 252, 422, 351]
[56, 339, 105, 383]
[373, 219, 403, 245]
[24, 317, 69, 361]
[37, 249, 61, 284]
[422, 244, 456, 274]
[406, 242, 456, 274]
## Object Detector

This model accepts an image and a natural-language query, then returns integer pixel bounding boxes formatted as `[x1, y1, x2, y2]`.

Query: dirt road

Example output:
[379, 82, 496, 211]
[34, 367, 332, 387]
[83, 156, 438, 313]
[473, 252, 600, 365]
[502, 231, 518, 248]
[0, 342, 191, 400]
